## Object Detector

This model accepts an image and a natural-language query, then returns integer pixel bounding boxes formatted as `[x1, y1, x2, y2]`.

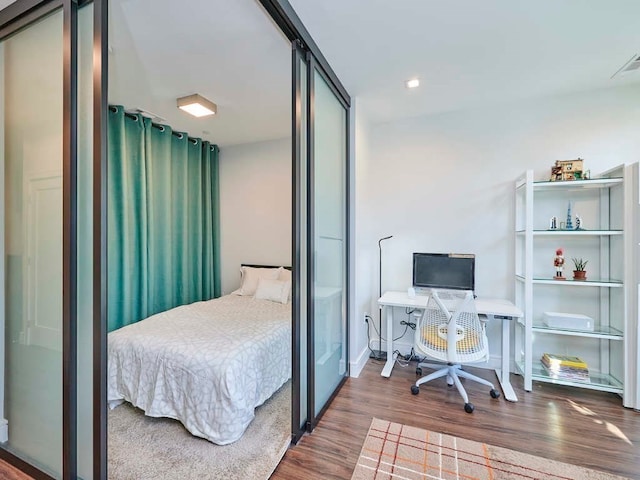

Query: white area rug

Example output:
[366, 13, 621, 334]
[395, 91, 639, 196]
[108, 382, 290, 480]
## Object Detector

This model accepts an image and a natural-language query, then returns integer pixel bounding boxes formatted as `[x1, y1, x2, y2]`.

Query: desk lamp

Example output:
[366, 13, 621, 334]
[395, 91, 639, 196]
[371, 235, 393, 360]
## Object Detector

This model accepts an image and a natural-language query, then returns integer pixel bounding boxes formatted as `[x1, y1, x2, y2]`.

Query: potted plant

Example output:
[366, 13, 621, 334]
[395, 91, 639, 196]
[572, 258, 588, 280]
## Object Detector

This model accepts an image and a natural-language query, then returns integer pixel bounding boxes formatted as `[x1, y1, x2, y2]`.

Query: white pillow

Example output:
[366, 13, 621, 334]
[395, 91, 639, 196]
[238, 266, 280, 296]
[278, 268, 292, 301]
[278, 267, 291, 282]
[255, 278, 291, 304]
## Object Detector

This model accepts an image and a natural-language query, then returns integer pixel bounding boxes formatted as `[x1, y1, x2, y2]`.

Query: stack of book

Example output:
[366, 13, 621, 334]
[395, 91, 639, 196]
[541, 353, 590, 381]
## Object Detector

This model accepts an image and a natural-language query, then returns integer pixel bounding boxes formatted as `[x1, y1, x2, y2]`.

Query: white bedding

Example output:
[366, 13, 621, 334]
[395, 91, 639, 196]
[107, 294, 291, 445]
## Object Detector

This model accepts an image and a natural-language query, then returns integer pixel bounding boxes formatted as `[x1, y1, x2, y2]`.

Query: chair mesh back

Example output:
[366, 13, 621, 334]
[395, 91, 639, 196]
[414, 290, 488, 364]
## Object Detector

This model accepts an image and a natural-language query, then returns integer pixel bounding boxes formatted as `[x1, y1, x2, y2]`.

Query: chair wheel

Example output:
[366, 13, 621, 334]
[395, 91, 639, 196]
[446, 375, 454, 386]
[411, 385, 420, 395]
[464, 403, 474, 413]
[490, 389, 501, 399]
[415, 367, 422, 376]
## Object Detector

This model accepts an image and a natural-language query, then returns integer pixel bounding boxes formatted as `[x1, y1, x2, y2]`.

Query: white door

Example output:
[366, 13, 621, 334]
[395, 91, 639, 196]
[24, 174, 62, 351]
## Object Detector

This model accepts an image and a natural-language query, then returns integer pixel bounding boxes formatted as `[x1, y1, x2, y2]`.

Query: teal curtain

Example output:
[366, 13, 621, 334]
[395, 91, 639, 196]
[108, 106, 221, 332]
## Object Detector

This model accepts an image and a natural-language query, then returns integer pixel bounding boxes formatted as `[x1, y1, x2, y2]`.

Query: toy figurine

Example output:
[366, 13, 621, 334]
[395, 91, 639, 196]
[549, 216, 558, 230]
[575, 215, 583, 230]
[553, 248, 566, 280]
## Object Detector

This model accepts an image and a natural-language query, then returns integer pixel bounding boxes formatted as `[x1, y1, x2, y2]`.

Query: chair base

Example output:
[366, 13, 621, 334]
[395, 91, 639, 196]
[412, 362, 500, 412]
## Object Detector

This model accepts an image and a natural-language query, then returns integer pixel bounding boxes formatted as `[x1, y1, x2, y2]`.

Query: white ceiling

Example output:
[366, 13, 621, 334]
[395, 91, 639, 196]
[289, 0, 640, 124]
[2, 0, 640, 145]
[109, 0, 291, 147]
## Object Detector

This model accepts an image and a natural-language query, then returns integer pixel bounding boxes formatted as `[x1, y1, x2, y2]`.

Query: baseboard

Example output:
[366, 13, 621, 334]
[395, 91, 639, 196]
[349, 346, 370, 378]
[0, 418, 8, 443]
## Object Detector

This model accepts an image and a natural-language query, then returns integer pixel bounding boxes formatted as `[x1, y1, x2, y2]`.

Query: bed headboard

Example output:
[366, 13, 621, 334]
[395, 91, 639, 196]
[241, 264, 292, 271]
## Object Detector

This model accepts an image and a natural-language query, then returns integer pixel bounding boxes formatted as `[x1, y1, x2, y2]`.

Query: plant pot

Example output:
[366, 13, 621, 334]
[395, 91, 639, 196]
[573, 270, 587, 281]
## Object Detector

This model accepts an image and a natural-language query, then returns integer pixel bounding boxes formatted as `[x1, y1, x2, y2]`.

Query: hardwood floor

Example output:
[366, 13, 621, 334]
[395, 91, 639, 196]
[0, 459, 32, 480]
[272, 359, 640, 480]
[0, 359, 638, 479]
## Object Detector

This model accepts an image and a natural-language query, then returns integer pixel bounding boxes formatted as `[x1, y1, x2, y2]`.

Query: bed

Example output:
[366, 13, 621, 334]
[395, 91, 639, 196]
[107, 266, 292, 445]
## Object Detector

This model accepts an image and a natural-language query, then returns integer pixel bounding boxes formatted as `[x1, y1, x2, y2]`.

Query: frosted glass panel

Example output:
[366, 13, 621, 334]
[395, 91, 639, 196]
[1, 10, 64, 478]
[313, 69, 347, 415]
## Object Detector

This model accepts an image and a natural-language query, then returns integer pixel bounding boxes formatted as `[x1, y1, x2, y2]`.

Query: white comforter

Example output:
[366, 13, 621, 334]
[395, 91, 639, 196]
[107, 294, 291, 445]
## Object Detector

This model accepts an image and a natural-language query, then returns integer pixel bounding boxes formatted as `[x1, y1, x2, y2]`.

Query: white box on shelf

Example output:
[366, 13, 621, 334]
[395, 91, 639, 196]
[543, 311, 594, 331]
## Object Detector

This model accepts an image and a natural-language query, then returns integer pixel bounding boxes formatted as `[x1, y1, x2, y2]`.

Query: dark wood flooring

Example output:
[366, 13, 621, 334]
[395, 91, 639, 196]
[1, 359, 638, 479]
[272, 359, 640, 480]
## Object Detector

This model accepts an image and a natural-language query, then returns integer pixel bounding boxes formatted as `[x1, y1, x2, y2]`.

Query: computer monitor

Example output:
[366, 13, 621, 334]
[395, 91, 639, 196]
[412, 253, 475, 293]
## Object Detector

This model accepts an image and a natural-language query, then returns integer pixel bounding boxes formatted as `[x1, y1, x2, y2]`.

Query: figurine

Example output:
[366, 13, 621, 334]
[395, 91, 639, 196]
[565, 202, 573, 230]
[553, 248, 566, 280]
[549, 216, 558, 230]
[575, 215, 583, 230]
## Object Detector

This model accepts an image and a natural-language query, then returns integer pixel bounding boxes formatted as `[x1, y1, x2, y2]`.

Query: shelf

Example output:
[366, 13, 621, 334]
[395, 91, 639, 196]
[532, 177, 623, 190]
[534, 229, 623, 236]
[516, 361, 624, 394]
[532, 323, 624, 340]
[514, 229, 623, 236]
[514, 168, 630, 398]
[515, 274, 623, 287]
[532, 277, 623, 287]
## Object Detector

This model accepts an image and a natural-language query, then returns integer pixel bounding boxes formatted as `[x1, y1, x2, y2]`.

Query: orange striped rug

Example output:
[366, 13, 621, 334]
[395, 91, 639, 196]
[351, 418, 629, 480]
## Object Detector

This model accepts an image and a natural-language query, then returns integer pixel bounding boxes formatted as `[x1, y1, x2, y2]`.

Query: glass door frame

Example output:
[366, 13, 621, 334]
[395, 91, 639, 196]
[306, 53, 350, 431]
[0, 0, 349, 477]
[267, 0, 352, 441]
[291, 40, 307, 442]
[0, 0, 106, 478]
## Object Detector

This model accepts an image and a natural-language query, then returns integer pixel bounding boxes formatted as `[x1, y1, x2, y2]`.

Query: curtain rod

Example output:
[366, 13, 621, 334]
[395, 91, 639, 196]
[108, 105, 215, 148]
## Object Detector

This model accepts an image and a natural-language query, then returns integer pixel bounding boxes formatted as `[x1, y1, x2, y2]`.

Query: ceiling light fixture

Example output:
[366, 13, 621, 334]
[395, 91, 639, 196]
[177, 94, 217, 117]
[405, 78, 420, 89]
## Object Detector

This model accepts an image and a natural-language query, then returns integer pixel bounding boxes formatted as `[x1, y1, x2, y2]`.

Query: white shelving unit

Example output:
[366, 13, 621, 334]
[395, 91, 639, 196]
[514, 166, 634, 404]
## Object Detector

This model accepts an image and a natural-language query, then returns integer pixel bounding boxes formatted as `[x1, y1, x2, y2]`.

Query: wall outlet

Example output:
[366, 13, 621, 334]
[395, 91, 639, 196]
[364, 312, 369, 323]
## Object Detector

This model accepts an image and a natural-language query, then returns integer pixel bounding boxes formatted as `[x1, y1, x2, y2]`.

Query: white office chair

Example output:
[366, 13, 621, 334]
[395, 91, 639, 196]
[411, 290, 500, 413]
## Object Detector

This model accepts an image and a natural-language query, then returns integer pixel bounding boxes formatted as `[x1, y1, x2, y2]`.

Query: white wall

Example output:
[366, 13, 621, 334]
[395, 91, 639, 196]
[219, 137, 291, 293]
[354, 83, 640, 366]
[351, 101, 376, 376]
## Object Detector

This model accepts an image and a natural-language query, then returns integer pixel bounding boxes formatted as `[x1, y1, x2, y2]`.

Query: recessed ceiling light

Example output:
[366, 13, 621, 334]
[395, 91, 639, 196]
[405, 78, 420, 89]
[177, 94, 217, 118]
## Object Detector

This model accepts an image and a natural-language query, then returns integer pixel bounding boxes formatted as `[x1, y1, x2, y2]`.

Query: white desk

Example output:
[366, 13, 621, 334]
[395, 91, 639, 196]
[377, 291, 523, 402]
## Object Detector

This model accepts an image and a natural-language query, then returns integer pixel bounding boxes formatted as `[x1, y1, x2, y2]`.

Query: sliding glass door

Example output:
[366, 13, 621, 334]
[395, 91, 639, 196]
[310, 62, 348, 419]
[1, 9, 64, 477]
[292, 45, 349, 438]
[0, 1, 98, 477]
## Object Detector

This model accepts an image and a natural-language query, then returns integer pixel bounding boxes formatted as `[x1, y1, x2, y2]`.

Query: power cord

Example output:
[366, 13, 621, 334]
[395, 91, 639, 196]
[400, 320, 417, 330]
[392, 348, 426, 367]
[365, 314, 411, 359]
[365, 311, 420, 359]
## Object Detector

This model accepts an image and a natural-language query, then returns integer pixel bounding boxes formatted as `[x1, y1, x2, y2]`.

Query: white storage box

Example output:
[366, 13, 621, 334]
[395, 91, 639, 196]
[543, 311, 594, 331]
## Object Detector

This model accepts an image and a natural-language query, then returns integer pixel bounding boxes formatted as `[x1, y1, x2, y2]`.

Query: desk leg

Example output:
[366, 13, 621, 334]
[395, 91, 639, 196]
[494, 315, 518, 402]
[381, 306, 395, 377]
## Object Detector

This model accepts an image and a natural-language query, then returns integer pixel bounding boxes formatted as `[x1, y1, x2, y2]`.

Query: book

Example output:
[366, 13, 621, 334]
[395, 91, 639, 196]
[542, 362, 590, 382]
[541, 353, 589, 381]
[541, 353, 588, 369]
